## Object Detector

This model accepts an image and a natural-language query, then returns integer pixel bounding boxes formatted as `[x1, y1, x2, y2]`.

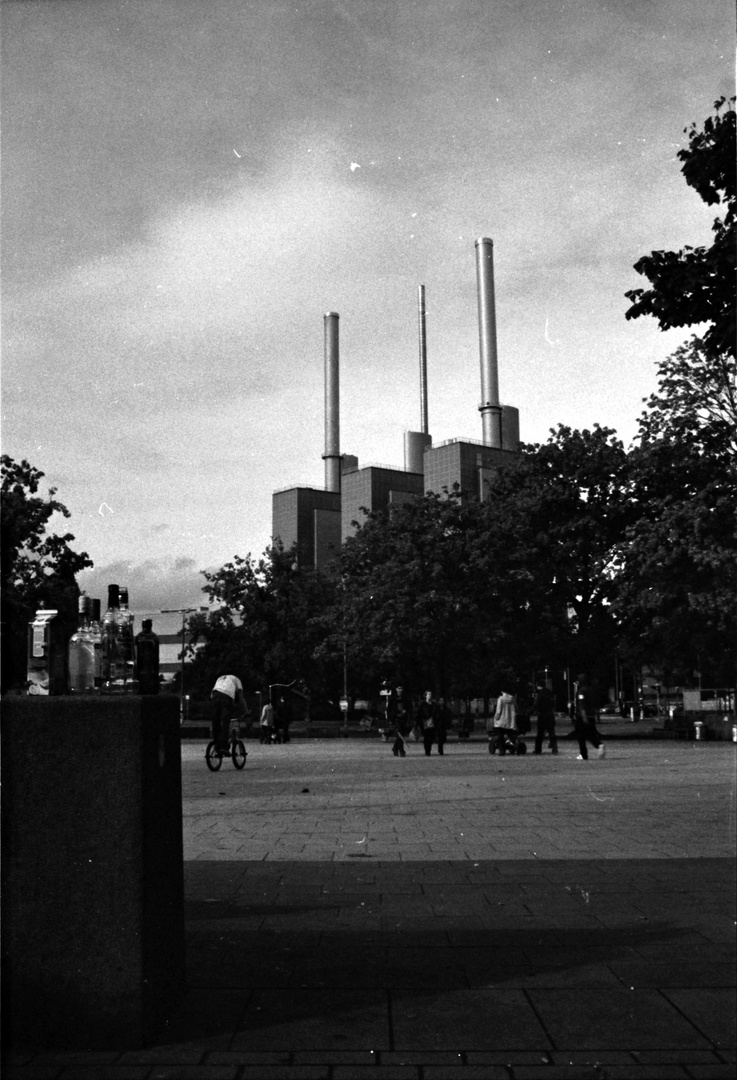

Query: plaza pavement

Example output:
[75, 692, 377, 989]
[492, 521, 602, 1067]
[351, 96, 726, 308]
[5, 735, 736, 1080]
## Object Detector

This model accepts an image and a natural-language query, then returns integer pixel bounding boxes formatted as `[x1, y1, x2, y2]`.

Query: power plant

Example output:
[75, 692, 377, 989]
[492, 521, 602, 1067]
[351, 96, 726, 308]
[272, 238, 520, 568]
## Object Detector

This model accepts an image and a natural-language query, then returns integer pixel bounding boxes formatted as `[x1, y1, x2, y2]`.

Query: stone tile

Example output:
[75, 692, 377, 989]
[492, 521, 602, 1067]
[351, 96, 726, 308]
[610, 962, 737, 988]
[527, 988, 712, 1049]
[548, 1051, 633, 1064]
[236, 1069, 330, 1080]
[390, 988, 551, 1051]
[661, 989, 737, 1049]
[147, 1069, 238, 1080]
[512, 1068, 688, 1079]
[230, 988, 390, 1052]
[686, 1066, 737, 1079]
[422, 1068, 507, 1079]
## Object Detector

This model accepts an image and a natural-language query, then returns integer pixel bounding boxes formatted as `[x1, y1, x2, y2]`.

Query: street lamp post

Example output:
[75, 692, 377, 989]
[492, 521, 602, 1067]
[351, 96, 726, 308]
[161, 606, 208, 724]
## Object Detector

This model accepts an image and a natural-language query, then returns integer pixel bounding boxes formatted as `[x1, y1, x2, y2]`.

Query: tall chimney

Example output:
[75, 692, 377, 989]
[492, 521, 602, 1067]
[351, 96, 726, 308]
[323, 312, 341, 492]
[418, 284, 429, 434]
[475, 237, 502, 448]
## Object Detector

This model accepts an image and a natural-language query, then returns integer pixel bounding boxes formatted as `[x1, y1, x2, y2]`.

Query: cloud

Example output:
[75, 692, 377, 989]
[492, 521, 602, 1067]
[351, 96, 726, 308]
[77, 556, 209, 617]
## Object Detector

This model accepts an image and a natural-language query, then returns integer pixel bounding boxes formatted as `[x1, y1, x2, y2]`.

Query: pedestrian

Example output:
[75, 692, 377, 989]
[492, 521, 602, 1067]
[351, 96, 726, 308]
[210, 673, 247, 756]
[574, 673, 606, 759]
[489, 688, 517, 755]
[416, 690, 439, 755]
[436, 697, 452, 755]
[260, 698, 275, 744]
[533, 682, 558, 754]
[389, 686, 411, 757]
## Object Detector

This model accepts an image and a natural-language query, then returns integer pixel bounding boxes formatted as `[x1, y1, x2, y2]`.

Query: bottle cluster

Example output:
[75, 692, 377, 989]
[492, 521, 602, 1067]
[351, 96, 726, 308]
[67, 584, 160, 695]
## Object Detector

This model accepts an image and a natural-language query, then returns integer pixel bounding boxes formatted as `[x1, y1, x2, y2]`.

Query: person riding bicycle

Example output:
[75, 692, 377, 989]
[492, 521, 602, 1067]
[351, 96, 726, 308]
[211, 674, 247, 756]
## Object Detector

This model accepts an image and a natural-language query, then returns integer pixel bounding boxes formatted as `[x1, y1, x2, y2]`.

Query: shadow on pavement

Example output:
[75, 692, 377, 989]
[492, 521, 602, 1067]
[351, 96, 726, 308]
[150, 856, 735, 1053]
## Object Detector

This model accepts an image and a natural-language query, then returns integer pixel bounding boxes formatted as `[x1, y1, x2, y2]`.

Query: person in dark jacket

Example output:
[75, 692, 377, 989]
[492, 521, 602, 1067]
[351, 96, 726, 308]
[416, 690, 439, 756]
[389, 686, 411, 757]
[436, 697, 452, 755]
[533, 682, 558, 754]
[574, 674, 606, 760]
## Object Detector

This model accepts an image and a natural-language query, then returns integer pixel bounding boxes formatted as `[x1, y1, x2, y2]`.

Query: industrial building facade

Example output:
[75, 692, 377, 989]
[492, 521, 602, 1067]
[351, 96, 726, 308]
[272, 238, 521, 569]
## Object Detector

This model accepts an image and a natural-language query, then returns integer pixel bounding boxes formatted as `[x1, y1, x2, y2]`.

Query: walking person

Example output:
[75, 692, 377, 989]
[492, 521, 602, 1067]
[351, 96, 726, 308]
[389, 686, 411, 757]
[210, 673, 247, 756]
[436, 697, 452, 755]
[489, 687, 517, 755]
[574, 673, 606, 759]
[533, 682, 558, 754]
[416, 690, 439, 756]
[259, 698, 275, 744]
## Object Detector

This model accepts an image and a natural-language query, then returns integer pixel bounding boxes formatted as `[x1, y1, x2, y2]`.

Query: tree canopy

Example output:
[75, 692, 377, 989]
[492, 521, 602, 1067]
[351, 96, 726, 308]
[1, 455, 92, 691]
[184, 544, 339, 708]
[624, 96, 736, 360]
[614, 337, 736, 685]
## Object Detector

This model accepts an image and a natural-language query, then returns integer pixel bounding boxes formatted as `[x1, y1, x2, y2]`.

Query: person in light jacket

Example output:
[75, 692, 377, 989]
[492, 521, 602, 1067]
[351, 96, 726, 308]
[489, 689, 517, 755]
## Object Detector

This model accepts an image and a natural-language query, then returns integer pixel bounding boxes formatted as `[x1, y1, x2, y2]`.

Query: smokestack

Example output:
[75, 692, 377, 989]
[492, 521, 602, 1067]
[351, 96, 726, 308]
[475, 237, 502, 448]
[323, 312, 341, 492]
[418, 284, 429, 434]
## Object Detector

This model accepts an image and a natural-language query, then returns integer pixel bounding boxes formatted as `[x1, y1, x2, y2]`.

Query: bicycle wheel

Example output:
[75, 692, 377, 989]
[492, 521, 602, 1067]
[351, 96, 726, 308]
[232, 739, 247, 769]
[206, 741, 223, 771]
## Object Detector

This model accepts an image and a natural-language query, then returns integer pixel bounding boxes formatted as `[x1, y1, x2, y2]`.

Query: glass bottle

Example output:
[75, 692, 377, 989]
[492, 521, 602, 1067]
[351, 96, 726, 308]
[135, 619, 160, 695]
[118, 586, 138, 692]
[68, 595, 96, 693]
[101, 583, 124, 693]
[89, 597, 103, 690]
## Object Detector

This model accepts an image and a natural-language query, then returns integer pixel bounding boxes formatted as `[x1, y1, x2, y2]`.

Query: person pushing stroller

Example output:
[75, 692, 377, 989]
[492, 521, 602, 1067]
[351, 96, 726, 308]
[487, 687, 523, 755]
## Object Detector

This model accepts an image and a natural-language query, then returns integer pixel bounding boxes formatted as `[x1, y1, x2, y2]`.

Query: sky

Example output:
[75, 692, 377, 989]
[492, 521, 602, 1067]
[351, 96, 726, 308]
[1, 0, 733, 627]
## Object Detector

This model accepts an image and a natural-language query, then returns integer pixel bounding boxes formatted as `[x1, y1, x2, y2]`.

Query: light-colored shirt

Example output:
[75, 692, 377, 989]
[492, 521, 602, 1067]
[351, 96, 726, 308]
[213, 674, 243, 699]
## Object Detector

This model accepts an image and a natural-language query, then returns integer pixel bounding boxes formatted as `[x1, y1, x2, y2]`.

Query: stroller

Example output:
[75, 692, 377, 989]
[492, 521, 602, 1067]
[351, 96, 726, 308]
[487, 727, 527, 755]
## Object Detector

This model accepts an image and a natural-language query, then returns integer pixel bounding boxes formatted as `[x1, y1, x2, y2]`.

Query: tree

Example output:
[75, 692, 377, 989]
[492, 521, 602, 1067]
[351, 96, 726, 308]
[625, 97, 736, 360]
[1, 455, 92, 691]
[635, 336, 736, 455]
[320, 427, 631, 705]
[184, 543, 339, 705]
[615, 341, 736, 685]
[619, 97, 737, 686]
[481, 425, 632, 687]
[323, 489, 496, 700]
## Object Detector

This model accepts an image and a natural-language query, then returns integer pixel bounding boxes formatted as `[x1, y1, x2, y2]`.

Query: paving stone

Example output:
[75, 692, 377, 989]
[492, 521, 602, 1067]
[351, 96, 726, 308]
[294, 1050, 379, 1064]
[661, 989, 737, 1049]
[238, 1069, 330, 1079]
[52, 1068, 149, 1080]
[421, 1068, 507, 1079]
[512, 1068, 688, 1079]
[230, 988, 390, 1052]
[390, 987, 551, 1051]
[609, 963, 736, 989]
[145, 1069, 240, 1080]
[685, 1066, 737, 1079]
[527, 988, 713, 1049]
[548, 1051, 633, 1064]
[331, 1069, 421, 1080]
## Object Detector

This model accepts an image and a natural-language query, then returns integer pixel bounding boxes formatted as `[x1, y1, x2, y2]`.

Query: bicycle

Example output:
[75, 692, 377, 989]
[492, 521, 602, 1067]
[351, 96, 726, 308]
[206, 718, 248, 771]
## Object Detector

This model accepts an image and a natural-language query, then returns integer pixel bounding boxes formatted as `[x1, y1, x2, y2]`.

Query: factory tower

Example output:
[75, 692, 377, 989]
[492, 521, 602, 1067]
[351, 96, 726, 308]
[272, 238, 520, 568]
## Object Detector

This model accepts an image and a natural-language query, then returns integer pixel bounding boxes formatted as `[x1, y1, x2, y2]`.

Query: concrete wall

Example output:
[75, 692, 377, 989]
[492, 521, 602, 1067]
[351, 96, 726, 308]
[341, 466, 423, 544]
[272, 486, 341, 568]
[2, 695, 185, 1049]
